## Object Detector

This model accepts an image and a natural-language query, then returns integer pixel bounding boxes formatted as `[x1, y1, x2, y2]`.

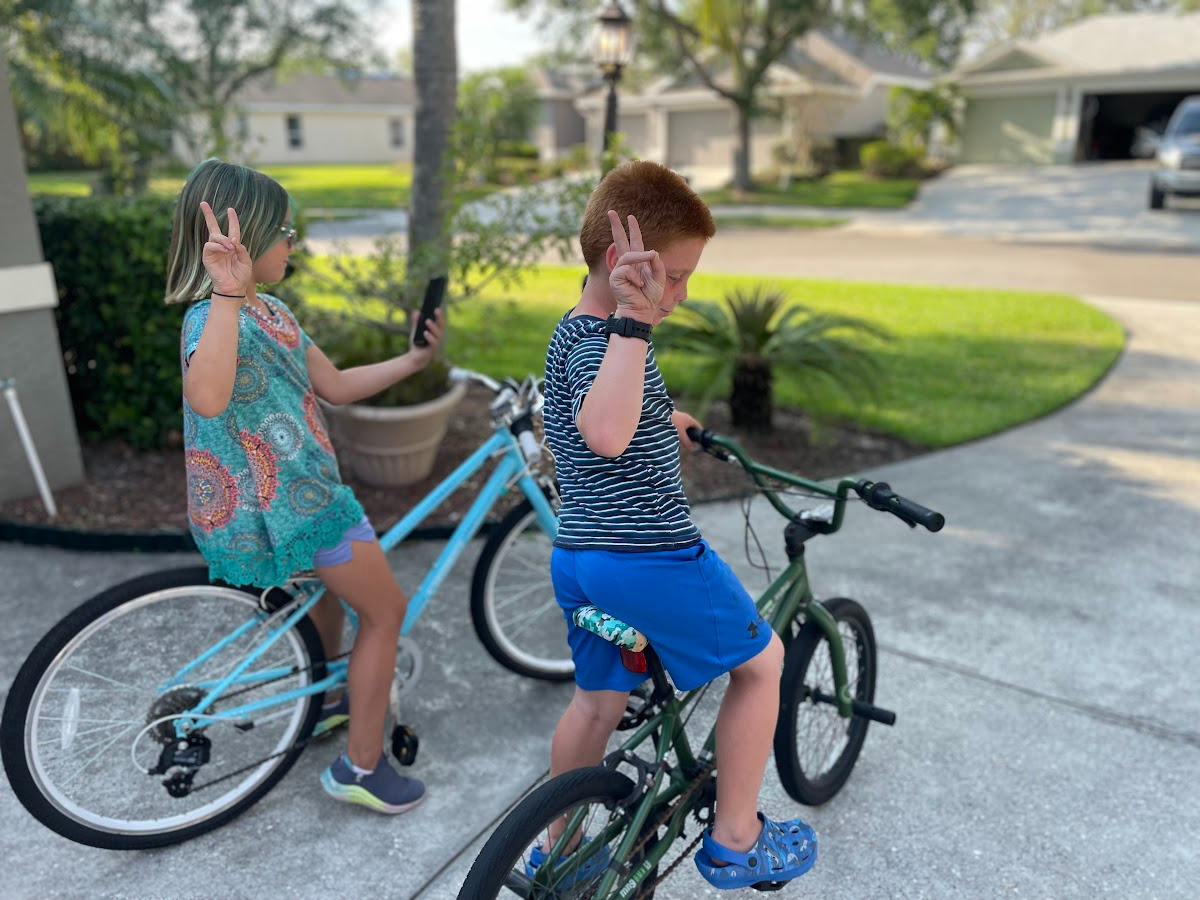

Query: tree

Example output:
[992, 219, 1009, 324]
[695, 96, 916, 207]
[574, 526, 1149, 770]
[508, 0, 826, 192]
[5, 0, 383, 170]
[457, 67, 540, 178]
[2, 0, 174, 191]
[505, 0, 974, 191]
[408, 0, 458, 283]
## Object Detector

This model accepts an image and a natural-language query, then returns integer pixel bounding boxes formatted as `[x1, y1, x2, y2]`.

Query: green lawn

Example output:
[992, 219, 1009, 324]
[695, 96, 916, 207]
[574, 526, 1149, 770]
[292, 262, 1124, 448]
[701, 171, 920, 209]
[28, 163, 502, 210]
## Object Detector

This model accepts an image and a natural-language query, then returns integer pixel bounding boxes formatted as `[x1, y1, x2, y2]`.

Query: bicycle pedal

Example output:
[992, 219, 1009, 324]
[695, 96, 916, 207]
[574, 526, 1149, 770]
[751, 882, 787, 892]
[391, 724, 419, 766]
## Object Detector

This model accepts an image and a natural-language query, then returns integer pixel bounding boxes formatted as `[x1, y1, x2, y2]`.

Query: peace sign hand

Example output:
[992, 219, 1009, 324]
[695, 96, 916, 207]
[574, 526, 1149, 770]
[199, 201, 253, 298]
[607, 210, 665, 323]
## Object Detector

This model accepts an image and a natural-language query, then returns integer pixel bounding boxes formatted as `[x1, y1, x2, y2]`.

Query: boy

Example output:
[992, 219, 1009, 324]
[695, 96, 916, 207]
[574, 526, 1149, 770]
[538, 160, 817, 887]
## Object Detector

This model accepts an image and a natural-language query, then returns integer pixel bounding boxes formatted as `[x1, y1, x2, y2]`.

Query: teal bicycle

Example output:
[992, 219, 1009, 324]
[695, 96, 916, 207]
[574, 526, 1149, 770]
[0, 369, 568, 850]
[460, 428, 944, 896]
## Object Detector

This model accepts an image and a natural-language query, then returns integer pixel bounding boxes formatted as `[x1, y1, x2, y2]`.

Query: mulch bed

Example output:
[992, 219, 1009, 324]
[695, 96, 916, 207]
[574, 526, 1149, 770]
[0, 385, 925, 536]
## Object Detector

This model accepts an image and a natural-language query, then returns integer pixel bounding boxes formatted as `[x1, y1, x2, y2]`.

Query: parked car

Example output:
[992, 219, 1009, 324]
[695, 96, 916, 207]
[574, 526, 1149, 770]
[1149, 96, 1200, 210]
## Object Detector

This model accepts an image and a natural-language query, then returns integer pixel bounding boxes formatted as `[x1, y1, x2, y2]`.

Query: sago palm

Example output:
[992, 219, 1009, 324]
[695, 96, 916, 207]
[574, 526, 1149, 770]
[655, 284, 891, 432]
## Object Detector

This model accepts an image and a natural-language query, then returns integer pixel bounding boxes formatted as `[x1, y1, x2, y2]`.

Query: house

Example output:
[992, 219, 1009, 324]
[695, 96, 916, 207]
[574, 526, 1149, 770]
[529, 67, 592, 163]
[573, 30, 935, 189]
[179, 72, 416, 165]
[953, 11, 1200, 165]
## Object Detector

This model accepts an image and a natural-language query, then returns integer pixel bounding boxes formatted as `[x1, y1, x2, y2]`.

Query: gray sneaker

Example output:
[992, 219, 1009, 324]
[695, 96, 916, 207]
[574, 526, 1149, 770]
[320, 752, 425, 815]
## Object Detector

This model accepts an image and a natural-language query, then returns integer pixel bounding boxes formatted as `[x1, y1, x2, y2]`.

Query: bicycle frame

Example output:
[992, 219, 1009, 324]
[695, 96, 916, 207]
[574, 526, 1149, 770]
[164, 419, 558, 738]
[542, 438, 871, 895]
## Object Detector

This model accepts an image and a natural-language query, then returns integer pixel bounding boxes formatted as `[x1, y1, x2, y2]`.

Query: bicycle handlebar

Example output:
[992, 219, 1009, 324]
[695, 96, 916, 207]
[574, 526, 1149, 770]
[687, 427, 944, 534]
[853, 480, 944, 532]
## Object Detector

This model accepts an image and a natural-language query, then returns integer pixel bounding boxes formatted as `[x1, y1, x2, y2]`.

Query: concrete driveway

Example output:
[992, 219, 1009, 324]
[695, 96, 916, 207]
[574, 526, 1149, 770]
[847, 162, 1200, 248]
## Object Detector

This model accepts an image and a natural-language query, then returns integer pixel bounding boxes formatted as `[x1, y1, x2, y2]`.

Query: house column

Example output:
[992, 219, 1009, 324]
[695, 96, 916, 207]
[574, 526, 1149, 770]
[1052, 85, 1082, 164]
[0, 44, 84, 504]
[649, 106, 669, 164]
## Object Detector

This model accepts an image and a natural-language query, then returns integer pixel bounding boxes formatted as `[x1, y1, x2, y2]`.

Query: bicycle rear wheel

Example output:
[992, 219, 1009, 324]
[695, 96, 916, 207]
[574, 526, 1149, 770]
[460, 767, 656, 898]
[471, 495, 573, 681]
[774, 597, 877, 806]
[0, 566, 324, 849]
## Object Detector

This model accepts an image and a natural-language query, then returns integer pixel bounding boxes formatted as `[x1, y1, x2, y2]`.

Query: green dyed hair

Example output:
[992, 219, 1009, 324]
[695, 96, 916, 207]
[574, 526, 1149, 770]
[164, 158, 294, 304]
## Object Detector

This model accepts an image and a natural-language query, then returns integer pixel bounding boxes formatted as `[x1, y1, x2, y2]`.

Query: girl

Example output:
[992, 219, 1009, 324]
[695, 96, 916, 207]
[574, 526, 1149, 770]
[166, 158, 443, 815]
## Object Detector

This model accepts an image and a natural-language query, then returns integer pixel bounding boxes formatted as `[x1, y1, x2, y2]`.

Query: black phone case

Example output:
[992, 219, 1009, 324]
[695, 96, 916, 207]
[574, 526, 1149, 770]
[413, 276, 447, 346]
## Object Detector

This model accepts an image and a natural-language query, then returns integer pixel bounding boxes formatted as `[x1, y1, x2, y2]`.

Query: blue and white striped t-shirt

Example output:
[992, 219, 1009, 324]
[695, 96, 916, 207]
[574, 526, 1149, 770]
[544, 313, 701, 552]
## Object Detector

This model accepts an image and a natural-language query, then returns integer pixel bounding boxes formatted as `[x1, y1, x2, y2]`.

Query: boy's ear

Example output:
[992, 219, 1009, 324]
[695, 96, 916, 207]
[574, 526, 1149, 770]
[604, 242, 619, 272]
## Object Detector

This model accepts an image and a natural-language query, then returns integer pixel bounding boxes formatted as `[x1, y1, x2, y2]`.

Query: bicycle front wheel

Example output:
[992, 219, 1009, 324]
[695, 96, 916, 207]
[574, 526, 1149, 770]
[459, 767, 656, 898]
[471, 495, 573, 681]
[0, 566, 325, 849]
[774, 597, 878, 806]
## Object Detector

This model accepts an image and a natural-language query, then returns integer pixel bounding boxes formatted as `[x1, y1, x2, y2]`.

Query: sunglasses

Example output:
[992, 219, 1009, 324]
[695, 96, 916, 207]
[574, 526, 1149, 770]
[278, 225, 297, 249]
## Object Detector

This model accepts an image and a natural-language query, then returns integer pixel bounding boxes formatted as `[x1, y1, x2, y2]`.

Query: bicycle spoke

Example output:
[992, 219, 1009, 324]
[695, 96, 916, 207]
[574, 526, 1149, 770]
[493, 581, 552, 612]
[61, 666, 146, 693]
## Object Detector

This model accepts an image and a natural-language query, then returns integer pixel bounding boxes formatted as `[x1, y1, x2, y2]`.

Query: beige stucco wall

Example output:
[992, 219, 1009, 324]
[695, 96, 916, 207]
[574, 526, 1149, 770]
[244, 111, 413, 164]
[0, 47, 84, 503]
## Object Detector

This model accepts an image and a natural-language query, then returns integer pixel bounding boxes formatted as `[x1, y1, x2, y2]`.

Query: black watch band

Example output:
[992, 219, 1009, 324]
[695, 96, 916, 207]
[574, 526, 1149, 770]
[605, 315, 653, 342]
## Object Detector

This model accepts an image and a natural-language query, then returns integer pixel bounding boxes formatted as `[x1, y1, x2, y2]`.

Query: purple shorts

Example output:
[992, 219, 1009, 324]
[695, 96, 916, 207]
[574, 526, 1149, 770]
[312, 517, 376, 568]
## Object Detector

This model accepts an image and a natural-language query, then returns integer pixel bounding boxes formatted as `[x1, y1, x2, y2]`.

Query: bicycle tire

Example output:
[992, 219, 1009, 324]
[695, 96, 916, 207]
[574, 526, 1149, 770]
[471, 495, 573, 682]
[773, 597, 877, 806]
[0, 566, 325, 849]
[459, 767, 657, 898]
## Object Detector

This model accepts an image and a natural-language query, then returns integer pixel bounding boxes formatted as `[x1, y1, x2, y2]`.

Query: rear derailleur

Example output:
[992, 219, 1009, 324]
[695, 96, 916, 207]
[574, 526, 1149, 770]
[149, 733, 211, 798]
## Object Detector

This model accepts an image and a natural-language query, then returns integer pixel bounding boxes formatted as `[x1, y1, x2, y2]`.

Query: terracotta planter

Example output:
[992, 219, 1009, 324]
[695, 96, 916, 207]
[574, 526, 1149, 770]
[324, 382, 467, 487]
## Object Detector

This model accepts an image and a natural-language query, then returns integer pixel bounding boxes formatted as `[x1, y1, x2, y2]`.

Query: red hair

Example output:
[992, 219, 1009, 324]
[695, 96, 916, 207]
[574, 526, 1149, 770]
[579, 160, 715, 270]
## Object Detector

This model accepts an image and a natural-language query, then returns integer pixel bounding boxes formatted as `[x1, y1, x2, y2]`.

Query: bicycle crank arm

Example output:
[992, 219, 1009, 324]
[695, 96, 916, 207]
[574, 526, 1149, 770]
[810, 690, 897, 726]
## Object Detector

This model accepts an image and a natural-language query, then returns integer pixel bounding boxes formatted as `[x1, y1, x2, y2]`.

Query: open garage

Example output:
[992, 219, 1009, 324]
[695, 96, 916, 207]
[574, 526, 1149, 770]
[954, 12, 1200, 165]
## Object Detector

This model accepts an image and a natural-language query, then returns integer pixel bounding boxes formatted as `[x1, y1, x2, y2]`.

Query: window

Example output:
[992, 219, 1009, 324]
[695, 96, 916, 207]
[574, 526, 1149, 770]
[389, 117, 405, 149]
[286, 115, 303, 149]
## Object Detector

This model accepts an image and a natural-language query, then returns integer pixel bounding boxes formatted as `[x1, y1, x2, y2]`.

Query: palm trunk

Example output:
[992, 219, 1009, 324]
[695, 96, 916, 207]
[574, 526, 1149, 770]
[730, 355, 773, 431]
[408, 0, 457, 280]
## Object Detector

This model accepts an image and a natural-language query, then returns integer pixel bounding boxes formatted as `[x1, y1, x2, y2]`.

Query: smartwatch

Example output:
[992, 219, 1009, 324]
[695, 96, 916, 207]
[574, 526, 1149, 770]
[605, 315, 653, 342]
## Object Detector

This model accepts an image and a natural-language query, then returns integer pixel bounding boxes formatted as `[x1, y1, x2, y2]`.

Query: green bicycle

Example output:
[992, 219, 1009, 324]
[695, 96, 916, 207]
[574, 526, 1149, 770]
[459, 427, 944, 897]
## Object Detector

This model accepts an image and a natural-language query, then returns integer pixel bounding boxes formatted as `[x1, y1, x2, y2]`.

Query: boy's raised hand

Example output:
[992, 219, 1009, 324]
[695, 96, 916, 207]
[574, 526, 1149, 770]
[607, 210, 665, 323]
[199, 201, 253, 297]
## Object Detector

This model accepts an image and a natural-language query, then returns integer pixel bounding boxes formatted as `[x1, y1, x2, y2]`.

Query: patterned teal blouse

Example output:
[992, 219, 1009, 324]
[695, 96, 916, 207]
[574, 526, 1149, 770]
[181, 294, 364, 587]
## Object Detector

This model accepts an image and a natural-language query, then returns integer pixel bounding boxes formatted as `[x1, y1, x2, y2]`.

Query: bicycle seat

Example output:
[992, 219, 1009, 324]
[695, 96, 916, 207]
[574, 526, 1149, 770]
[571, 606, 648, 652]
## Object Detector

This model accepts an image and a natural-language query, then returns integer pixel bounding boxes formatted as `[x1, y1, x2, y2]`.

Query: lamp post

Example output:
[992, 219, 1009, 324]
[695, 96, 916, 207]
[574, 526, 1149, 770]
[594, 0, 633, 168]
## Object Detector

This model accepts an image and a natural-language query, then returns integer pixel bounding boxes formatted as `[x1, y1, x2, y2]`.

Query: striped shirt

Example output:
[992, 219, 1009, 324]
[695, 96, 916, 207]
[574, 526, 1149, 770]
[544, 313, 701, 552]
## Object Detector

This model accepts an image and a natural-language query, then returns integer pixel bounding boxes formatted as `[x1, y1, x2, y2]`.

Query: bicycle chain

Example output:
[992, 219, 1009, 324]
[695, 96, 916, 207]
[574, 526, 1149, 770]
[165, 651, 351, 796]
[618, 758, 716, 892]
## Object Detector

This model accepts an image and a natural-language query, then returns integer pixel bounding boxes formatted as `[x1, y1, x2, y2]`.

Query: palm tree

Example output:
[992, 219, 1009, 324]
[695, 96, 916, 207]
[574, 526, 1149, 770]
[655, 284, 890, 432]
[408, 0, 457, 282]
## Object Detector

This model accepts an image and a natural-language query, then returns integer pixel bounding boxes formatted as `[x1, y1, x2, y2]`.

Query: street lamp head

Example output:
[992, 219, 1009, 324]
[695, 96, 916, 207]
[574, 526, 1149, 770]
[594, 0, 633, 77]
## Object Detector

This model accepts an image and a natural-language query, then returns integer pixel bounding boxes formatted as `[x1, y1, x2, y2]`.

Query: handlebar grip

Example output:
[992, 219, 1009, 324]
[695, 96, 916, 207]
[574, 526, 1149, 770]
[686, 426, 708, 446]
[856, 480, 945, 532]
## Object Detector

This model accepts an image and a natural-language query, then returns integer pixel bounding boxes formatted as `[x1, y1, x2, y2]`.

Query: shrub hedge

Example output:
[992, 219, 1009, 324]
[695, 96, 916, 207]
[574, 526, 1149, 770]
[35, 194, 184, 449]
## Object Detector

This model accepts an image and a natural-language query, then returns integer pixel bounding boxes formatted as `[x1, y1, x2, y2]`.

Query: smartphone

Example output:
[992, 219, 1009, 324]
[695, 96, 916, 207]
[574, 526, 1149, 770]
[412, 275, 447, 347]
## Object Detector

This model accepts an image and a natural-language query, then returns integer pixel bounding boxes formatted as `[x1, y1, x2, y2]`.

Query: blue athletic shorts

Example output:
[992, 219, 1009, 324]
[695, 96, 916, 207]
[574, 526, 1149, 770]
[312, 516, 376, 568]
[552, 540, 772, 693]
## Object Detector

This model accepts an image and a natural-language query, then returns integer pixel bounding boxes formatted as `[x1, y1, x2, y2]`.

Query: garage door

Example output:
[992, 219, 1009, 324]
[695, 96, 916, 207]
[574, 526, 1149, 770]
[961, 95, 1056, 164]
